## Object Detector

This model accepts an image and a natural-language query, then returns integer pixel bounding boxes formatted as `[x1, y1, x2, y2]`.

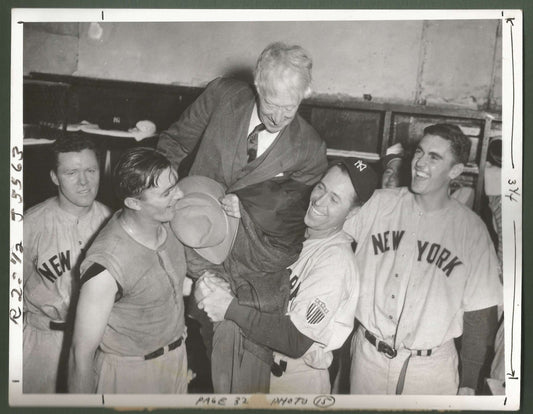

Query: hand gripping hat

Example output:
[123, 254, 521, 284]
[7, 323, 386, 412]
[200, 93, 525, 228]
[170, 176, 239, 265]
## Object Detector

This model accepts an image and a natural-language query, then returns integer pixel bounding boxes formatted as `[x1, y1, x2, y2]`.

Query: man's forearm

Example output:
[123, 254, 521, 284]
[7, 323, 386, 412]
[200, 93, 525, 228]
[68, 348, 96, 393]
[225, 298, 314, 359]
[460, 306, 498, 389]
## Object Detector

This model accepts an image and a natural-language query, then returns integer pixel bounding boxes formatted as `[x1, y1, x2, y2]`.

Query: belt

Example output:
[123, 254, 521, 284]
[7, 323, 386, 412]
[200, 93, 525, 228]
[364, 329, 433, 358]
[271, 359, 287, 377]
[364, 329, 398, 358]
[49, 321, 68, 331]
[26, 312, 68, 331]
[144, 337, 183, 360]
[363, 328, 433, 394]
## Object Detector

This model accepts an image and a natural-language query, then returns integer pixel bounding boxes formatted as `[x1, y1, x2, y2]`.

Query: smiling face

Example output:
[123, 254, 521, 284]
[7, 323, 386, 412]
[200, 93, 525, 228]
[304, 166, 358, 239]
[50, 149, 100, 216]
[256, 73, 302, 133]
[136, 168, 183, 223]
[411, 134, 463, 203]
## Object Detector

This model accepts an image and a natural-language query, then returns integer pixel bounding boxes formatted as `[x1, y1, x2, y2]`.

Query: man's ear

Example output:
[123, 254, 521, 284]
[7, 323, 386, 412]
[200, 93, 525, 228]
[449, 163, 464, 180]
[50, 170, 59, 186]
[124, 196, 141, 211]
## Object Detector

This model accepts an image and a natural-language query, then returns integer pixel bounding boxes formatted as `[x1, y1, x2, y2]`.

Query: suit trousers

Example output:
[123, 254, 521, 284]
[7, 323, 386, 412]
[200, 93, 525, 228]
[211, 320, 270, 393]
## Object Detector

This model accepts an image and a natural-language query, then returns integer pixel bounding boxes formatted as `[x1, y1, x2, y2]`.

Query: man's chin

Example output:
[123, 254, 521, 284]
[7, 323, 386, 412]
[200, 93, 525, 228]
[263, 121, 287, 133]
[73, 195, 97, 207]
[265, 126, 282, 133]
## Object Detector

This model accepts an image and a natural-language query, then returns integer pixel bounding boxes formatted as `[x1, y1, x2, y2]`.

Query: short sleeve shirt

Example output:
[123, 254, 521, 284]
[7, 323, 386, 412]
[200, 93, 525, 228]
[285, 231, 359, 367]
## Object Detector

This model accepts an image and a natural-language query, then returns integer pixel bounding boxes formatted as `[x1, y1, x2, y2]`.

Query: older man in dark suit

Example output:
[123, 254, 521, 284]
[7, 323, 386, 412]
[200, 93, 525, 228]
[158, 42, 327, 393]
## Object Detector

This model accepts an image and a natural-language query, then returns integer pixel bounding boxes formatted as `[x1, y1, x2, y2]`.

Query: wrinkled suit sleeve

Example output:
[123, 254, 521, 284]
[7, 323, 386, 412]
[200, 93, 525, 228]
[157, 77, 224, 171]
[290, 134, 327, 186]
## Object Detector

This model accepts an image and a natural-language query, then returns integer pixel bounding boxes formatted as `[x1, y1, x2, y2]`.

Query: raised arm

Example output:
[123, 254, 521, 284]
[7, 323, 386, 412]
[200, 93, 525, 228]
[68, 268, 117, 393]
[157, 78, 224, 171]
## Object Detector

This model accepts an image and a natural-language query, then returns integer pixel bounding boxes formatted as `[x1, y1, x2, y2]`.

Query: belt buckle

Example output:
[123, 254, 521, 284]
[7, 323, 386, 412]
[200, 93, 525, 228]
[378, 341, 397, 359]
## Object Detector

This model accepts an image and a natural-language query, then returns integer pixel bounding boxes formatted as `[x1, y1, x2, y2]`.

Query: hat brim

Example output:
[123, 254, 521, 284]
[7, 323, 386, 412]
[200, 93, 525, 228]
[176, 175, 239, 265]
[193, 212, 239, 265]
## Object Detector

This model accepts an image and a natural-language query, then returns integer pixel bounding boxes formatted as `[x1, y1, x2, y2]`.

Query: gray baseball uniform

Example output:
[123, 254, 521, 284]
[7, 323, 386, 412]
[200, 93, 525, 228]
[23, 197, 110, 393]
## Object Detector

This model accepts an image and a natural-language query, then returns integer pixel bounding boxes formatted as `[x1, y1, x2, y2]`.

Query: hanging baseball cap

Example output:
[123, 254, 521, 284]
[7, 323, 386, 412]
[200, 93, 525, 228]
[330, 157, 379, 203]
[170, 176, 239, 265]
[380, 142, 404, 170]
[487, 135, 502, 168]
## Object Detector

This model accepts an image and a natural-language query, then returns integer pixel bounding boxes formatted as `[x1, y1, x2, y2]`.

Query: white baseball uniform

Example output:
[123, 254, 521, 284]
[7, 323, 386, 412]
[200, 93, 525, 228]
[343, 187, 502, 394]
[23, 197, 111, 393]
[270, 231, 359, 394]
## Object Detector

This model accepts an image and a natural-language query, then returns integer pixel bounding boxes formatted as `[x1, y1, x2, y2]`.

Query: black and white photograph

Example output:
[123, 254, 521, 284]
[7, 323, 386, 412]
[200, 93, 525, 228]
[9, 8, 522, 411]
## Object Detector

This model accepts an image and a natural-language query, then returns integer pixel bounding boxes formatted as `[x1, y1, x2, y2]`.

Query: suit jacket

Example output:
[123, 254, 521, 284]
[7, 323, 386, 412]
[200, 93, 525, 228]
[158, 76, 327, 275]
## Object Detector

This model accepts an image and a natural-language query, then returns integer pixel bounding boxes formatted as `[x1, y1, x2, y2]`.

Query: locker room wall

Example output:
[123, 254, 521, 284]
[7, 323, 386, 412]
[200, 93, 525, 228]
[23, 19, 501, 112]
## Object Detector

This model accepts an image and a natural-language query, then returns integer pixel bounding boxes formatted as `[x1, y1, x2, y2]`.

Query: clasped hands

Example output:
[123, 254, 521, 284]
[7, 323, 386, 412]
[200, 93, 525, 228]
[195, 271, 234, 322]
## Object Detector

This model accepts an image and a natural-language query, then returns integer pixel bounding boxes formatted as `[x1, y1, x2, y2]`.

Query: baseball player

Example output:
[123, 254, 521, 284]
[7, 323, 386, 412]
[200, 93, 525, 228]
[68, 148, 188, 394]
[198, 159, 378, 393]
[344, 123, 502, 395]
[23, 134, 111, 393]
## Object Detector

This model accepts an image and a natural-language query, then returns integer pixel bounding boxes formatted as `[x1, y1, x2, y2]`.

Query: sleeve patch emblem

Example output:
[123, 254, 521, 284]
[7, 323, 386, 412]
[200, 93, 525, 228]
[306, 298, 329, 325]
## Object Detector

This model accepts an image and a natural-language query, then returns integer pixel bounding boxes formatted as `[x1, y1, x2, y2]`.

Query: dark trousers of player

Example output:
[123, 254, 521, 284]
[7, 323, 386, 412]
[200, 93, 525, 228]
[189, 294, 270, 393]
[212, 319, 271, 393]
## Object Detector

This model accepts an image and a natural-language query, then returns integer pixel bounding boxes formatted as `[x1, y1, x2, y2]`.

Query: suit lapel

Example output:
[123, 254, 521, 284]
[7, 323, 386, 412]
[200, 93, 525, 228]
[228, 116, 303, 193]
[220, 96, 255, 187]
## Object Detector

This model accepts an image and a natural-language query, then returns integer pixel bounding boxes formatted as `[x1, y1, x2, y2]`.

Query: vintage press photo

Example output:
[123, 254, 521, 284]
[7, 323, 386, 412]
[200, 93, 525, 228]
[9, 8, 522, 411]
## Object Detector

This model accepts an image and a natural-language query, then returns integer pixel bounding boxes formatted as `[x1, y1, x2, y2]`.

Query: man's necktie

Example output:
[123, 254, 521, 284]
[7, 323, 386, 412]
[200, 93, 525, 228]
[247, 123, 266, 163]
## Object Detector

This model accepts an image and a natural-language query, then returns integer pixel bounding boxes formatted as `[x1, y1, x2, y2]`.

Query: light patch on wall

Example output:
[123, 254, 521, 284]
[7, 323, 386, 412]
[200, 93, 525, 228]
[81, 22, 116, 45]
[88, 23, 104, 41]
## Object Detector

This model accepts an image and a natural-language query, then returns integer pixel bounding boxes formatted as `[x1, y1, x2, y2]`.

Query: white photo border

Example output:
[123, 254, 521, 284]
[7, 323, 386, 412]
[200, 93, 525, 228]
[9, 8, 522, 411]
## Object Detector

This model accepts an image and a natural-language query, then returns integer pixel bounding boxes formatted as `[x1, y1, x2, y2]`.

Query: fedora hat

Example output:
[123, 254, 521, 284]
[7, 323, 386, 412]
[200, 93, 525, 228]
[170, 176, 239, 265]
